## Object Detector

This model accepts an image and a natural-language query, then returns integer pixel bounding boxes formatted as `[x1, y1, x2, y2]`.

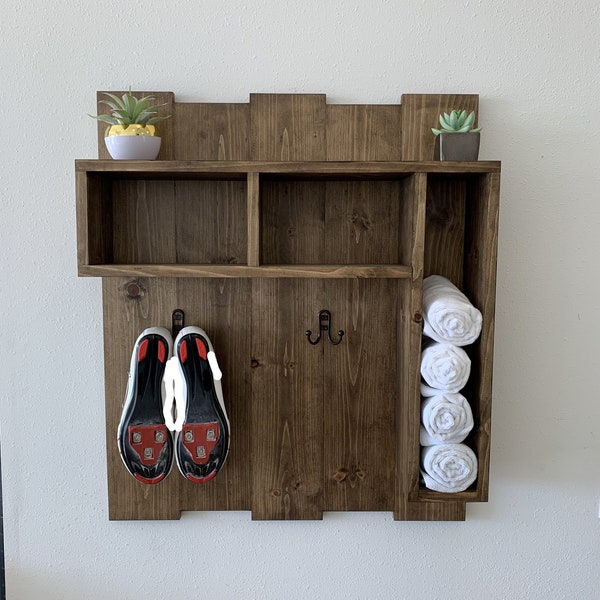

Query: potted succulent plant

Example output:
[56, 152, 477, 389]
[432, 109, 481, 161]
[90, 90, 170, 160]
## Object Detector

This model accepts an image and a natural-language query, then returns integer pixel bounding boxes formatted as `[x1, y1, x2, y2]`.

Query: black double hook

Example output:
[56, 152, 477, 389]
[171, 309, 185, 338]
[305, 309, 344, 346]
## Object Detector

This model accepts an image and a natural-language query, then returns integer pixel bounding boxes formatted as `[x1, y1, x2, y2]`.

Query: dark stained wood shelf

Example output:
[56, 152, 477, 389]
[76, 91, 499, 522]
[76, 159, 500, 175]
[78, 264, 413, 279]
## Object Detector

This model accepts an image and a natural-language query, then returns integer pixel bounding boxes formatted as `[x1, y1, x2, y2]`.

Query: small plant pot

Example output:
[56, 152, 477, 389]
[437, 132, 480, 161]
[103, 124, 161, 160]
[105, 135, 162, 160]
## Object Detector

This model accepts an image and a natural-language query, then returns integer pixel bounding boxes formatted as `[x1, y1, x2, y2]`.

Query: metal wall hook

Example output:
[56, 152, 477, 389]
[172, 309, 185, 338]
[305, 309, 344, 346]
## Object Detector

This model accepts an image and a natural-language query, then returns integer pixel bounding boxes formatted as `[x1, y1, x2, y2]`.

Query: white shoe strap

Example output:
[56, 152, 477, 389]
[162, 356, 186, 432]
[207, 351, 222, 381]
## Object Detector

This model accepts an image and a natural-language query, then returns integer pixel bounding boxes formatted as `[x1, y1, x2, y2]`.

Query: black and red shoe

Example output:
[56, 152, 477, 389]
[173, 327, 230, 483]
[117, 327, 174, 484]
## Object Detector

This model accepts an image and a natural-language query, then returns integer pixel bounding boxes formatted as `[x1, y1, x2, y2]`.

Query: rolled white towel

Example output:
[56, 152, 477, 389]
[420, 342, 471, 395]
[422, 275, 482, 346]
[421, 443, 478, 493]
[420, 393, 474, 446]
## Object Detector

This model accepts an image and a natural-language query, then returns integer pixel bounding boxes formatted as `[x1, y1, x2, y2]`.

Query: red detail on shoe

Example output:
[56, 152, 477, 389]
[186, 469, 218, 484]
[179, 340, 188, 363]
[157, 340, 166, 363]
[128, 424, 169, 466]
[181, 422, 219, 465]
[134, 472, 166, 485]
[195, 338, 207, 360]
[137, 339, 149, 362]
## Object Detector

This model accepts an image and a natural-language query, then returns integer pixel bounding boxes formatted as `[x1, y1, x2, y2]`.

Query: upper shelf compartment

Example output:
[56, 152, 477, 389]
[76, 160, 499, 279]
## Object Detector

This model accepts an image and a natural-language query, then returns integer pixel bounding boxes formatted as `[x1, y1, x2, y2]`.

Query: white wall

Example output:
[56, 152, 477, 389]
[1, 1, 599, 598]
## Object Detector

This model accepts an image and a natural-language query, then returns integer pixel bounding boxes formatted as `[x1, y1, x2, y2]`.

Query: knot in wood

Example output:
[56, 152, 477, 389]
[350, 212, 372, 231]
[413, 311, 423, 323]
[250, 358, 260, 369]
[125, 281, 145, 299]
[333, 466, 366, 488]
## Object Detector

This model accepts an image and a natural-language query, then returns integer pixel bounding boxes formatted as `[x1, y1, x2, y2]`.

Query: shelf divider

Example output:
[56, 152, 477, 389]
[247, 172, 260, 267]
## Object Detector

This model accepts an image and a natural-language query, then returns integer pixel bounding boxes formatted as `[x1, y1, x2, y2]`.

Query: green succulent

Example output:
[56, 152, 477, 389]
[89, 89, 170, 127]
[432, 109, 481, 135]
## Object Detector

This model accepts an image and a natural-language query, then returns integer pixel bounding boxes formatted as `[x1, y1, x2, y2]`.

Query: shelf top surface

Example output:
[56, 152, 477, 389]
[76, 159, 501, 177]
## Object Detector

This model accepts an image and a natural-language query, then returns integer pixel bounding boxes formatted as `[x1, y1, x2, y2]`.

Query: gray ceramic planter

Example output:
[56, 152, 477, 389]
[438, 132, 480, 161]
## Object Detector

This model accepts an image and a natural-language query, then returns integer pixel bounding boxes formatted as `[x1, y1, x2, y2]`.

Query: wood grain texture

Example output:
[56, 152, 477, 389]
[250, 94, 327, 161]
[323, 181, 405, 265]
[103, 277, 181, 520]
[395, 174, 438, 520]
[323, 279, 397, 512]
[111, 180, 177, 264]
[251, 279, 324, 520]
[77, 159, 500, 176]
[79, 264, 413, 279]
[461, 172, 500, 502]
[247, 173, 260, 267]
[326, 104, 402, 161]
[401, 94, 479, 161]
[260, 180, 327, 264]
[423, 177, 467, 286]
[103, 277, 251, 519]
[396, 500, 466, 521]
[173, 102, 249, 161]
[262, 179, 408, 266]
[174, 180, 247, 264]
[174, 279, 252, 512]
[76, 172, 110, 266]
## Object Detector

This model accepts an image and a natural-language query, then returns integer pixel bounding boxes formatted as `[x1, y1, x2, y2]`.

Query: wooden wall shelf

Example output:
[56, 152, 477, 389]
[76, 92, 499, 521]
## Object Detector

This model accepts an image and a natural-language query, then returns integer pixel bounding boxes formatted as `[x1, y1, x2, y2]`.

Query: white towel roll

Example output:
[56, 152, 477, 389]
[422, 275, 482, 346]
[420, 393, 474, 446]
[420, 342, 471, 395]
[421, 443, 478, 493]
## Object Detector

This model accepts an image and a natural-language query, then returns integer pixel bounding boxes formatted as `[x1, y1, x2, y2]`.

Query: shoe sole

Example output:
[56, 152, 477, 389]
[117, 327, 174, 484]
[173, 326, 230, 483]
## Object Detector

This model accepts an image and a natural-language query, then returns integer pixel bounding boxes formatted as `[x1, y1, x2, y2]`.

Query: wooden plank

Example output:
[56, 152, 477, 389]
[397, 500, 466, 521]
[79, 264, 413, 279]
[174, 279, 252, 512]
[76, 172, 113, 268]
[103, 277, 182, 520]
[173, 102, 249, 160]
[76, 159, 501, 176]
[461, 172, 500, 502]
[251, 279, 324, 520]
[323, 279, 397, 511]
[250, 94, 327, 161]
[401, 94, 479, 161]
[424, 177, 467, 287]
[96, 91, 175, 160]
[174, 180, 248, 264]
[326, 104, 402, 161]
[395, 173, 429, 520]
[247, 173, 261, 267]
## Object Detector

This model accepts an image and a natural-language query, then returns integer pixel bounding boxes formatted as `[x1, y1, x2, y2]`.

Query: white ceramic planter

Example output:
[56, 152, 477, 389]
[105, 135, 162, 160]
